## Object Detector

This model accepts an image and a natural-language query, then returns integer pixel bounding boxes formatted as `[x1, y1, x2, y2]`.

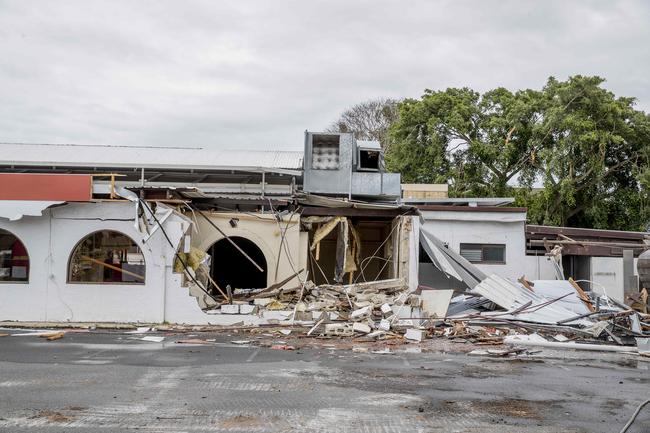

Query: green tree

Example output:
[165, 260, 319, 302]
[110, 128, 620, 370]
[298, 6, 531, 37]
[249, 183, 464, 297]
[386, 75, 650, 230]
[522, 76, 650, 230]
[386, 87, 544, 196]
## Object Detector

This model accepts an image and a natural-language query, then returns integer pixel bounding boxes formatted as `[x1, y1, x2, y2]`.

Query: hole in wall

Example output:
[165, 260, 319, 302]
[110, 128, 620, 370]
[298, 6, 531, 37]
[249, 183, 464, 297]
[207, 236, 267, 293]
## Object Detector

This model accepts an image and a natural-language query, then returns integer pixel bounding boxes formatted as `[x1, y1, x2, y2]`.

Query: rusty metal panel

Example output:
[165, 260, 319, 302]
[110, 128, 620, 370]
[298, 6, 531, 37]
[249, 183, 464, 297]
[0, 173, 92, 201]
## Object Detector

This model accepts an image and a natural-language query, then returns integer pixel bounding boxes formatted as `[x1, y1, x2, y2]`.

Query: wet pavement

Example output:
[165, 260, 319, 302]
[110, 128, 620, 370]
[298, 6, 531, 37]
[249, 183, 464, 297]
[0, 328, 649, 432]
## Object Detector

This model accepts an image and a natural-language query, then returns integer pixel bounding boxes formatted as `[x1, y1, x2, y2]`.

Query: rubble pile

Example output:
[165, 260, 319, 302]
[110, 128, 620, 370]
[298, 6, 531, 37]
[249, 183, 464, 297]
[183, 226, 650, 356]
[217, 273, 650, 357]
[229, 278, 431, 339]
[438, 279, 650, 356]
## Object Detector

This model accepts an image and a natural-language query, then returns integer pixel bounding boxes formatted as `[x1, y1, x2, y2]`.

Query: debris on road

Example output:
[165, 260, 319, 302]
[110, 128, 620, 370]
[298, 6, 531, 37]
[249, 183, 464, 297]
[176, 338, 215, 345]
[140, 336, 165, 343]
[218, 268, 650, 358]
[270, 344, 295, 351]
[39, 331, 65, 341]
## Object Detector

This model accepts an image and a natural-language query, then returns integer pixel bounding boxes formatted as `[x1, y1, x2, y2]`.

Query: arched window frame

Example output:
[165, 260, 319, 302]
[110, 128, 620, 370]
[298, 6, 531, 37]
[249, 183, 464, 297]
[67, 230, 146, 285]
[0, 228, 30, 284]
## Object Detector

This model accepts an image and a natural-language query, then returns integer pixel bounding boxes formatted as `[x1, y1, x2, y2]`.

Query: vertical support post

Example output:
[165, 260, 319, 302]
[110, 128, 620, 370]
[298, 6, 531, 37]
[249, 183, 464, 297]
[109, 174, 116, 199]
[261, 171, 266, 199]
[623, 249, 636, 303]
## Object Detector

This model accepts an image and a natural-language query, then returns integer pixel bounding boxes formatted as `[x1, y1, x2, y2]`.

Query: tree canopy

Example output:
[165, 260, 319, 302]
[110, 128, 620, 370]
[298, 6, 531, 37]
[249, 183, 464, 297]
[384, 76, 650, 231]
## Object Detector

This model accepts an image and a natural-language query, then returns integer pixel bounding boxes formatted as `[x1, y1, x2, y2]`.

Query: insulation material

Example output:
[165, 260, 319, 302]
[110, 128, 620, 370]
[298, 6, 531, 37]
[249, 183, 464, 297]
[310, 217, 344, 251]
[174, 247, 207, 273]
[310, 216, 361, 283]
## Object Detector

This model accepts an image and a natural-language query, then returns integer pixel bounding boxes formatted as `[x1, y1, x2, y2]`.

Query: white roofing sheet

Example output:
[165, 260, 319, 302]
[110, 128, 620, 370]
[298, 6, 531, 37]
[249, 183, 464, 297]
[0, 200, 64, 221]
[473, 274, 591, 325]
[420, 210, 526, 222]
[0, 142, 303, 172]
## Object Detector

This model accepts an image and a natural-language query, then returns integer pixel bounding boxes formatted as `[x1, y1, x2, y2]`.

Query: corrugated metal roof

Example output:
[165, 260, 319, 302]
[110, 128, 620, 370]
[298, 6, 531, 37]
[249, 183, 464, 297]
[0, 142, 303, 172]
[472, 274, 592, 325]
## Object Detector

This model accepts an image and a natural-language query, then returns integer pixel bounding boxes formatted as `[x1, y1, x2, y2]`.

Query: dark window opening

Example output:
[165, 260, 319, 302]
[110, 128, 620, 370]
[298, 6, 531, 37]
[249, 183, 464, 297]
[208, 236, 267, 294]
[419, 245, 431, 263]
[562, 255, 591, 291]
[312, 134, 340, 170]
[0, 229, 29, 283]
[68, 230, 146, 284]
[460, 243, 506, 264]
[358, 149, 381, 171]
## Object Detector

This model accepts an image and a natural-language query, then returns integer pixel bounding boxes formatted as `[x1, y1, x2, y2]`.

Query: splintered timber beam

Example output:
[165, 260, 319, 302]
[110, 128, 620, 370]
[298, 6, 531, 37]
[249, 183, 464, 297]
[568, 277, 596, 313]
[81, 256, 145, 281]
[191, 205, 264, 273]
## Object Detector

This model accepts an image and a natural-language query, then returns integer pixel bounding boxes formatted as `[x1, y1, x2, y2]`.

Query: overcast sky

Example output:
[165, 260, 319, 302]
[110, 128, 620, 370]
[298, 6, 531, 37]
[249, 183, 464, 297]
[0, 0, 648, 151]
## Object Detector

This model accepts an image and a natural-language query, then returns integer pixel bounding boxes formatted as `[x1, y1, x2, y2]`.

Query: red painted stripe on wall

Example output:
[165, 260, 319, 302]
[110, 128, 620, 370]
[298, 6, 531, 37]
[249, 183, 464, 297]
[0, 173, 92, 201]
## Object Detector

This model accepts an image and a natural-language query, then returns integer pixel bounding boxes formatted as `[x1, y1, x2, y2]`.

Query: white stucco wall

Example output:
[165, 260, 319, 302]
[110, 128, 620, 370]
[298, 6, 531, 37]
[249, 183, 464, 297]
[0, 203, 418, 325]
[190, 211, 308, 289]
[419, 210, 556, 285]
[0, 202, 176, 322]
[590, 256, 638, 302]
[0, 202, 308, 325]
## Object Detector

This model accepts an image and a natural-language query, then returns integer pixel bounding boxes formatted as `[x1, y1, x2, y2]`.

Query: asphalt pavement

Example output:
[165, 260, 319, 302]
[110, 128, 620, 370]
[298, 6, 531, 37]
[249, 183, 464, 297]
[0, 329, 648, 432]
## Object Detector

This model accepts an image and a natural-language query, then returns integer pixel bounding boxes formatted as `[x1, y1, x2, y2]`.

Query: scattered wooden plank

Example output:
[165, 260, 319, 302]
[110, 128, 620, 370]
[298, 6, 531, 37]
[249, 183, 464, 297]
[568, 277, 596, 313]
[39, 332, 65, 341]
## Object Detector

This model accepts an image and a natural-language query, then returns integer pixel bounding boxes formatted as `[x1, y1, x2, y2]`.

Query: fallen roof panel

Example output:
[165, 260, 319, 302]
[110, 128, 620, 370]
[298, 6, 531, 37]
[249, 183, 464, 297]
[472, 274, 592, 325]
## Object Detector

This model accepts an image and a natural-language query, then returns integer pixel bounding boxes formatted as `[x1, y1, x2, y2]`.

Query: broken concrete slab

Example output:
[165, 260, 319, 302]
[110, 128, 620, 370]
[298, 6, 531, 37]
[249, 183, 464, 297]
[352, 322, 371, 334]
[350, 306, 372, 321]
[325, 323, 353, 337]
[253, 298, 273, 306]
[420, 289, 454, 318]
[404, 328, 424, 342]
[378, 319, 391, 331]
[239, 304, 257, 315]
[221, 305, 240, 314]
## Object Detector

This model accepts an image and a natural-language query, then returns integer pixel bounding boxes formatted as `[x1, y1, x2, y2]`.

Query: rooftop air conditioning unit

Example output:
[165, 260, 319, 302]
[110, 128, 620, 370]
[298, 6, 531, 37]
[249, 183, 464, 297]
[302, 131, 400, 199]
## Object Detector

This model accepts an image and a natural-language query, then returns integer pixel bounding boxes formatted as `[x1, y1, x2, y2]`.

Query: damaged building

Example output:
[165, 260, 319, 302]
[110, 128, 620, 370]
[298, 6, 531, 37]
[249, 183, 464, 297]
[0, 132, 648, 335]
[0, 133, 419, 325]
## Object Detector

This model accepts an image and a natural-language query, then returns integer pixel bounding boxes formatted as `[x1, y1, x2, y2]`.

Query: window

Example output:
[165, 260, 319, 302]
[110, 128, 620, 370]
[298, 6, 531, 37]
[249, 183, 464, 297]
[68, 230, 145, 284]
[0, 229, 29, 282]
[460, 243, 506, 264]
[357, 148, 381, 171]
[311, 134, 340, 170]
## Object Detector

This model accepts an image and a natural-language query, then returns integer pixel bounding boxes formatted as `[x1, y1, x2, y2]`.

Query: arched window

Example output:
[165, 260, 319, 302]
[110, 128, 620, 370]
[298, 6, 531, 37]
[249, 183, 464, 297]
[0, 229, 29, 283]
[68, 230, 145, 284]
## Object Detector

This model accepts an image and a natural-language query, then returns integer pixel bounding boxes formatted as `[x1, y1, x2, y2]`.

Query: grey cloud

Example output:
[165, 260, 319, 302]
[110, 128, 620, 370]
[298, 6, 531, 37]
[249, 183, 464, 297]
[0, 0, 647, 151]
